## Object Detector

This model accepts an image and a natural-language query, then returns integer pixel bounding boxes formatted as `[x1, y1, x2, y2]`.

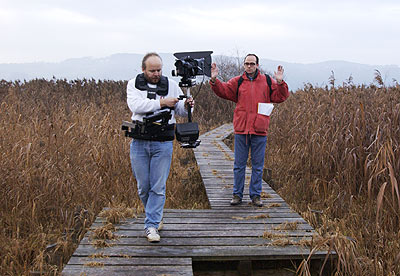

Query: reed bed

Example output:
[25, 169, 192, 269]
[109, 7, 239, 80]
[265, 83, 400, 275]
[1, 76, 399, 275]
[0, 78, 217, 275]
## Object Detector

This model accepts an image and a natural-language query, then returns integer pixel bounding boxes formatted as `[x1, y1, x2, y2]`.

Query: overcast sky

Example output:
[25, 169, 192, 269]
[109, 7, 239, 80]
[1, 0, 399, 66]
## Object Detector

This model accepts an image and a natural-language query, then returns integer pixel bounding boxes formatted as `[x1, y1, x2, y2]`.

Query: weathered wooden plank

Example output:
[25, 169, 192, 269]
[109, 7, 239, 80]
[196, 159, 235, 163]
[94, 212, 302, 222]
[93, 212, 303, 227]
[194, 147, 228, 151]
[205, 195, 283, 200]
[162, 208, 295, 213]
[207, 198, 285, 202]
[195, 154, 234, 158]
[206, 202, 287, 208]
[62, 265, 193, 276]
[82, 229, 317, 238]
[209, 206, 292, 211]
[67, 257, 192, 266]
[89, 222, 313, 231]
[208, 203, 291, 209]
[204, 190, 277, 195]
[92, 217, 308, 225]
[95, 220, 307, 228]
[201, 178, 252, 181]
[95, 210, 300, 227]
[196, 164, 234, 168]
[204, 192, 280, 197]
[202, 187, 276, 192]
[79, 236, 316, 246]
[204, 187, 278, 192]
[197, 163, 234, 167]
[71, 245, 329, 261]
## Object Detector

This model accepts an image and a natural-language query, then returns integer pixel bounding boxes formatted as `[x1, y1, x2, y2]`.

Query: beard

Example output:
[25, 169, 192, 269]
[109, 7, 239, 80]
[144, 73, 161, 84]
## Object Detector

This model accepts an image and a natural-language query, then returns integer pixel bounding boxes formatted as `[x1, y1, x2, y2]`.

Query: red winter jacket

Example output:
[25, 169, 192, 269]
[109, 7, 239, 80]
[210, 70, 289, 136]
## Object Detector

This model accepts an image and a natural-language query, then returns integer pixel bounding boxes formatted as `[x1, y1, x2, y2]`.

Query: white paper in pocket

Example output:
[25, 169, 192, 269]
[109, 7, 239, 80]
[258, 103, 274, 116]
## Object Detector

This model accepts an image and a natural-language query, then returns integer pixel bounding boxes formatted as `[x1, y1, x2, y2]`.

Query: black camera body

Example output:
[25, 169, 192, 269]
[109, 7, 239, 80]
[172, 51, 213, 87]
[172, 57, 205, 87]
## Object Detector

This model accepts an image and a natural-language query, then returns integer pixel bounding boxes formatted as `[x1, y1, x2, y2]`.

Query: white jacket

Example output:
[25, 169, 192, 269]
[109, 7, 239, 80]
[127, 77, 188, 123]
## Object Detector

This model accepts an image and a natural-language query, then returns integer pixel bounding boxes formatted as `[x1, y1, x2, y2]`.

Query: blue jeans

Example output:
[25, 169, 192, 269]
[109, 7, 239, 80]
[130, 139, 173, 229]
[233, 134, 267, 199]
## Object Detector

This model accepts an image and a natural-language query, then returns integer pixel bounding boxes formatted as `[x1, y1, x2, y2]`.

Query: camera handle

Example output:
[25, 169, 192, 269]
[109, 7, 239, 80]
[178, 87, 192, 122]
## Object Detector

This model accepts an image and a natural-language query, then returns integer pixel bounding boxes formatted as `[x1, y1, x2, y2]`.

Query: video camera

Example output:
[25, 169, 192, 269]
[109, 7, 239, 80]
[172, 51, 212, 148]
[172, 51, 213, 87]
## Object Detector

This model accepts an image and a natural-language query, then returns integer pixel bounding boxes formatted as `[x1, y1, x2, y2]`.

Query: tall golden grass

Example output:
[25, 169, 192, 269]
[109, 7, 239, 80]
[1, 76, 399, 275]
[0, 79, 215, 275]
[265, 83, 400, 275]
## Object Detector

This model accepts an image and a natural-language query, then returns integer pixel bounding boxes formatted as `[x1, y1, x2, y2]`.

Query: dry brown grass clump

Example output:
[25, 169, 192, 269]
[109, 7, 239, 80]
[88, 252, 109, 259]
[260, 191, 272, 198]
[262, 231, 285, 239]
[274, 222, 298, 231]
[98, 204, 137, 224]
[232, 214, 269, 220]
[266, 203, 282, 208]
[90, 223, 117, 240]
[91, 239, 114, 248]
[83, 261, 104, 267]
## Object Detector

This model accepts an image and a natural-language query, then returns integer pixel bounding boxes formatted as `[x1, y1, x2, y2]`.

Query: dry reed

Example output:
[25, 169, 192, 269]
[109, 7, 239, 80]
[0, 78, 212, 275]
[264, 84, 400, 275]
[1, 75, 399, 275]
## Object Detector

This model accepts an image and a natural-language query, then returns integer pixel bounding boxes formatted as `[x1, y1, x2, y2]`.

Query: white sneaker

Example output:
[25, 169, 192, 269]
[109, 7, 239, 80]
[145, 227, 160, 243]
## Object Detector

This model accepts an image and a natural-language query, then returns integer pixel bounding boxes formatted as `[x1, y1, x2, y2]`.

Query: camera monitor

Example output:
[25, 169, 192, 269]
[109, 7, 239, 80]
[173, 51, 213, 77]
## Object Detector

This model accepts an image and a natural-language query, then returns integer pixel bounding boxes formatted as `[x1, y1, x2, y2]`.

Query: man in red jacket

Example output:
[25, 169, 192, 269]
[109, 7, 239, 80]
[209, 53, 289, 207]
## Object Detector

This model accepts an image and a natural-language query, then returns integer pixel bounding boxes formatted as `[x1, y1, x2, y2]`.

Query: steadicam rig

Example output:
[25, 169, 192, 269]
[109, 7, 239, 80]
[122, 51, 213, 149]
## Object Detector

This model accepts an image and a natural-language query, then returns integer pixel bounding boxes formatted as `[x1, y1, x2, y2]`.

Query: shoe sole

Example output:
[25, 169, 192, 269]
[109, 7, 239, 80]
[147, 236, 160, 243]
[147, 238, 160, 243]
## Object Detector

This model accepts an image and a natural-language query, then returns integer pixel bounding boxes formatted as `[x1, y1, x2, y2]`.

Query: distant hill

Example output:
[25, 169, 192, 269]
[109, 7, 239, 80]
[260, 59, 400, 91]
[0, 53, 399, 91]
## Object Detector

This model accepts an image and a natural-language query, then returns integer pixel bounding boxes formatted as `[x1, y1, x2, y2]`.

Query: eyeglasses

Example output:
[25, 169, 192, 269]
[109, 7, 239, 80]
[244, 62, 256, 66]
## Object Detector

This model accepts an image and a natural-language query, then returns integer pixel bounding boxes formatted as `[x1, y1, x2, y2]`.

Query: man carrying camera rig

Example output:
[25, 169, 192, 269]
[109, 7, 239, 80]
[127, 52, 193, 242]
[210, 53, 289, 207]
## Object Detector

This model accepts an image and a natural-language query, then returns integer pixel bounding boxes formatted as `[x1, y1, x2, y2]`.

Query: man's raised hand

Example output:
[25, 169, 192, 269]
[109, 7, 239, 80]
[274, 65, 284, 83]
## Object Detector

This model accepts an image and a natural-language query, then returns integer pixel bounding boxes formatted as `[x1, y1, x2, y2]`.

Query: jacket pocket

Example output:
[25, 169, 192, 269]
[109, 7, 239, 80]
[253, 114, 269, 133]
[233, 110, 246, 132]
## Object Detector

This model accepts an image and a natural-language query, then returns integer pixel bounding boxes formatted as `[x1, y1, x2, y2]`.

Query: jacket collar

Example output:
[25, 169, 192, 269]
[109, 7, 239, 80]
[244, 68, 259, 80]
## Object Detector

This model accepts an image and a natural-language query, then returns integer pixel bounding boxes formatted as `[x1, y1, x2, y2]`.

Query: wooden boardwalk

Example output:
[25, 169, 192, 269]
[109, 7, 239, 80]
[62, 124, 332, 275]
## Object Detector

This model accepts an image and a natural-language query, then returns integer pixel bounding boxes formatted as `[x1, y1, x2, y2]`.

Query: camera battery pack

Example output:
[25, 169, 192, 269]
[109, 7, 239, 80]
[175, 122, 199, 143]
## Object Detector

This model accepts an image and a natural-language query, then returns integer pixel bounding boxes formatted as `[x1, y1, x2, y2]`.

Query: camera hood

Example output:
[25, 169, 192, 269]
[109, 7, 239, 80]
[173, 51, 213, 77]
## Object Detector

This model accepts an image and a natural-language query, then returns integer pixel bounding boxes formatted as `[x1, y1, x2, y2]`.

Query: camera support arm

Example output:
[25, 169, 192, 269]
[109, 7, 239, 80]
[178, 88, 193, 122]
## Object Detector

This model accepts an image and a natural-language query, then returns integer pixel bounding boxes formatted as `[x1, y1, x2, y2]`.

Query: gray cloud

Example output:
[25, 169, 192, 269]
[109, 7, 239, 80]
[0, 0, 399, 65]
